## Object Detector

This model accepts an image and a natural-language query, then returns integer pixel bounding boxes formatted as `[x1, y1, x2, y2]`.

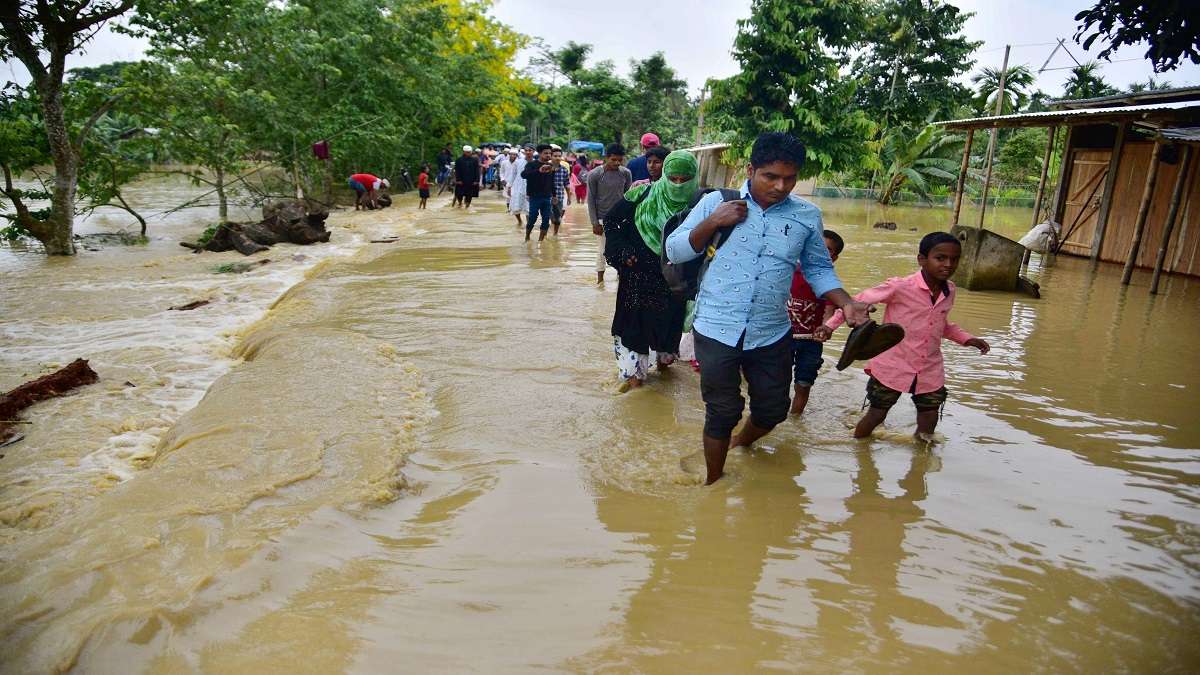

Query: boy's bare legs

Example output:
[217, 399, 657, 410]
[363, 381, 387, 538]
[790, 384, 811, 415]
[915, 409, 938, 437]
[854, 407, 888, 438]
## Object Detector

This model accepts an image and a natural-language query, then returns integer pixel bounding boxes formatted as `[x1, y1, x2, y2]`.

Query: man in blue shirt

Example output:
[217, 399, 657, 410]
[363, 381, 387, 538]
[665, 132, 871, 485]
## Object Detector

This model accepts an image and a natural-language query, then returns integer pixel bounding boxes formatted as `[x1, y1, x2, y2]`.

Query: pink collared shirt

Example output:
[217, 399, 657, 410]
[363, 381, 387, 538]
[826, 271, 975, 394]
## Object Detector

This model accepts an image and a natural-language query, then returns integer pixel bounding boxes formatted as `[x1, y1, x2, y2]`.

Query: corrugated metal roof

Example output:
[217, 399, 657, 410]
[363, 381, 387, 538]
[1160, 127, 1200, 143]
[934, 100, 1200, 130]
[1052, 86, 1200, 110]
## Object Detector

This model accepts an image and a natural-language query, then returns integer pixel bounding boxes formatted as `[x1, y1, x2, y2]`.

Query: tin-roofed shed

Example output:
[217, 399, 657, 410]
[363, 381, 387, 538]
[935, 88, 1200, 288]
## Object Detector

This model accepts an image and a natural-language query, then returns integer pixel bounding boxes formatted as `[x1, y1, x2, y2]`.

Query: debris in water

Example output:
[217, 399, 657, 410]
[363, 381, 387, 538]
[213, 259, 271, 274]
[181, 199, 331, 255]
[873, 221, 898, 230]
[0, 358, 100, 445]
[168, 299, 211, 311]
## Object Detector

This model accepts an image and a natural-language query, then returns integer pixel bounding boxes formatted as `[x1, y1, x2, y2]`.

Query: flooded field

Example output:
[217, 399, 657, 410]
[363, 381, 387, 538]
[1, 180, 1197, 672]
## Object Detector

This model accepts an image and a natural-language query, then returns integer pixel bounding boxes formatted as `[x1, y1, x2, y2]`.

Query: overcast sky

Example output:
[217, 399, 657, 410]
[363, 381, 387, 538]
[5, 0, 1197, 101]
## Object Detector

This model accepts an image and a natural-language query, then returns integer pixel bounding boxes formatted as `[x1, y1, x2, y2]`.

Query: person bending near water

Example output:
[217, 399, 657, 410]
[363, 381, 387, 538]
[788, 229, 844, 416]
[630, 145, 669, 188]
[587, 144, 632, 285]
[348, 173, 389, 210]
[665, 132, 871, 485]
[818, 231, 990, 441]
[604, 150, 698, 389]
[521, 144, 556, 242]
[454, 145, 481, 209]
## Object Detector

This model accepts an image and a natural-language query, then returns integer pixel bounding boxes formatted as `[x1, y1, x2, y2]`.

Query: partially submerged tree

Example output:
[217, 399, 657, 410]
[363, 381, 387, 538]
[876, 123, 961, 204]
[0, 0, 136, 254]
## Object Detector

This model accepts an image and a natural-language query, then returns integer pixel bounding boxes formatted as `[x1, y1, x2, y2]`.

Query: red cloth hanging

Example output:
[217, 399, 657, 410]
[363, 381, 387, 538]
[311, 140, 330, 160]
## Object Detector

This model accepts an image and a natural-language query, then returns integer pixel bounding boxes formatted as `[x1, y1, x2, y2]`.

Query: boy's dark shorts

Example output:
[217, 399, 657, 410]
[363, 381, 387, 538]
[419, 188, 430, 199]
[866, 376, 947, 411]
[792, 338, 823, 387]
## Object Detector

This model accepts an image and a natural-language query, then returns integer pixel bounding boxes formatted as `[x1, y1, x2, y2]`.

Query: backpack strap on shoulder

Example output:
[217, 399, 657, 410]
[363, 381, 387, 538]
[717, 187, 742, 202]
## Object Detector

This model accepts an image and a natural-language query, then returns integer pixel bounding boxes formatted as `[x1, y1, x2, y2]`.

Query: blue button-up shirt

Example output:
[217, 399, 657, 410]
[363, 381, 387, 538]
[665, 182, 843, 350]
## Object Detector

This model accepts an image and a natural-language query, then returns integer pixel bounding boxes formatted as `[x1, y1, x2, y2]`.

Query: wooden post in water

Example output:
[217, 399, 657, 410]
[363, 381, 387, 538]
[952, 128, 974, 226]
[1151, 145, 1193, 294]
[977, 45, 1011, 231]
[1050, 125, 1075, 224]
[1032, 126, 1057, 224]
[1121, 140, 1164, 284]
[1092, 121, 1129, 262]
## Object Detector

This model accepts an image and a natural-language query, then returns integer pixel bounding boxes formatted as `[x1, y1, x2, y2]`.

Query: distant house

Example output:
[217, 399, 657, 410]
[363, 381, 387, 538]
[937, 87, 1200, 282]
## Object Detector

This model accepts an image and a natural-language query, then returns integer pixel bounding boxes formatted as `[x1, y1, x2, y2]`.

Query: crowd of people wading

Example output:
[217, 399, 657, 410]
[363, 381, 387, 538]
[348, 131, 991, 485]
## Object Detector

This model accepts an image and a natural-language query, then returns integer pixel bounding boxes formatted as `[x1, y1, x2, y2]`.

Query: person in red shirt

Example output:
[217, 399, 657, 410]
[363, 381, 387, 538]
[417, 164, 431, 209]
[788, 229, 844, 415]
[348, 172, 389, 210]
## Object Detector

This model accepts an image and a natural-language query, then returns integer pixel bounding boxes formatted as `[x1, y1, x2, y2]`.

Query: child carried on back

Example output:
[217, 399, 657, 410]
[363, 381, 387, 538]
[817, 232, 990, 440]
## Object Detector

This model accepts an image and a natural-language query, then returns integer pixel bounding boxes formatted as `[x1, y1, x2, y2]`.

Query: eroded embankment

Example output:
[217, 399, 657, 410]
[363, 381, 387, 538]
[0, 233, 433, 674]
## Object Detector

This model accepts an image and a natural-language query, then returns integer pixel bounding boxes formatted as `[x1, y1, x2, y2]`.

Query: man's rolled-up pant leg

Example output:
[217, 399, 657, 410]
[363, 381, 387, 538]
[595, 232, 607, 272]
[743, 332, 793, 431]
[694, 331, 745, 439]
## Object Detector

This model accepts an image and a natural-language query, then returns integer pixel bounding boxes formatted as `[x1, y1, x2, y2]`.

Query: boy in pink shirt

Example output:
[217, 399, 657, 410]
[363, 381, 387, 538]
[818, 232, 990, 439]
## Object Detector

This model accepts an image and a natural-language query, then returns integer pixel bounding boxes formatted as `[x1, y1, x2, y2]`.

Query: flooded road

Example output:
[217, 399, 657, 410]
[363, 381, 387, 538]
[2, 183, 1197, 672]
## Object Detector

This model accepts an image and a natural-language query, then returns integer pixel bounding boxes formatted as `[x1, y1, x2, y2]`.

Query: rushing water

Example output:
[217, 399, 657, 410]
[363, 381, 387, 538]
[1, 181, 1197, 672]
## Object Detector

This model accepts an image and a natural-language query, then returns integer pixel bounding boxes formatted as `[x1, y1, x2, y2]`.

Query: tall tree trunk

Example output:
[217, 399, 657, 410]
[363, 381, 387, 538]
[877, 174, 903, 205]
[215, 165, 228, 222]
[34, 71, 79, 254]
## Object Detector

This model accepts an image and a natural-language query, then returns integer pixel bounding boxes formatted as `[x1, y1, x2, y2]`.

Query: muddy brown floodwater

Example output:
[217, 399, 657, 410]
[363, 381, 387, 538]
[1, 178, 1198, 673]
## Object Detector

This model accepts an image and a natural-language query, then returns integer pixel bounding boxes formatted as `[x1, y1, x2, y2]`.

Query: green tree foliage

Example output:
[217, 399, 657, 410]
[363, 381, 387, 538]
[1074, 0, 1200, 73]
[0, 65, 152, 240]
[851, 0, 979, 130]
[876, 123, 961, 204]
[971, 64, 1035, 115]
[707, 0, 876, 176]
[629, 53, 695, 147]
[1062, 62, 1119, 99]
[1127, 77, 1173, 93]
[519, 43, 696, 148]
[0, 0, 137, 254]
[123, 0, 526, 209]
[997, 127, 1049, 183]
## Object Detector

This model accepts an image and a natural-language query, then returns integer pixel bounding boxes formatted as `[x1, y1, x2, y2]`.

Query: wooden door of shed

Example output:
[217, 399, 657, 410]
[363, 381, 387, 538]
[1058, 150, 1109, 256]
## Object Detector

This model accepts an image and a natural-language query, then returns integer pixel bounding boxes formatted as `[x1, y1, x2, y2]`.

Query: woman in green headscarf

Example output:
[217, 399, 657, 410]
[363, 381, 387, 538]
[603, 149, 699, 389]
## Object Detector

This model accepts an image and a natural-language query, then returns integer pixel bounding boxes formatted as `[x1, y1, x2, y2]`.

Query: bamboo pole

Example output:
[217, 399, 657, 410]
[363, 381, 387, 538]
[952, 128, 974, 226]
[977, 45, 1011, 231]
[1091, 121, 1129, 262]
[1150, 145, 1193, 294]
[1050, 126, 1075, 224]
[1121, 140, 1164, 284]
[1032, 126, 1058, 224]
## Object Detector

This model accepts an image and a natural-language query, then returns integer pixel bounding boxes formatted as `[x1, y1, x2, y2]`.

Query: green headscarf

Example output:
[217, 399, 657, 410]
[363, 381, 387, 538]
[624, 149, 699, 253]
